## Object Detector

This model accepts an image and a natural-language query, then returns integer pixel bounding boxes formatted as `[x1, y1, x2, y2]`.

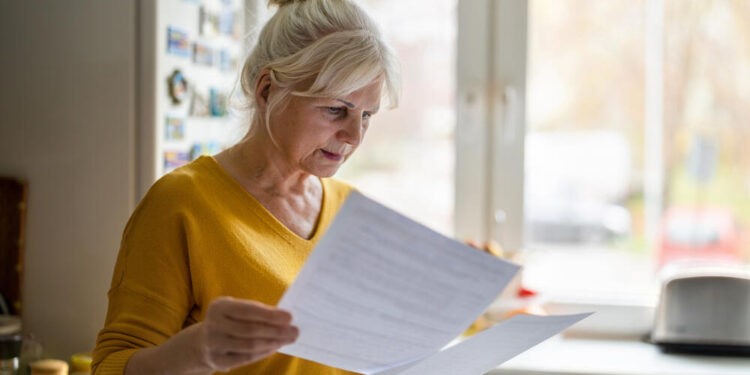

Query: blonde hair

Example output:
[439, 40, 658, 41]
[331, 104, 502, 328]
[240, 0, 400, 131]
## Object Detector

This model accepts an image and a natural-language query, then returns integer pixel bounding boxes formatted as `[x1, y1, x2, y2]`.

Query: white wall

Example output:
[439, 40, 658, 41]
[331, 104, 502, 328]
[0, 1, 137, 359]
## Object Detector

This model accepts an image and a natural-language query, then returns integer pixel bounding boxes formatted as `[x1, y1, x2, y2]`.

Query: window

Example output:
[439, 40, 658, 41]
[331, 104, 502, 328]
[457, 0, 750, 302]
[523, 0, 652, 298]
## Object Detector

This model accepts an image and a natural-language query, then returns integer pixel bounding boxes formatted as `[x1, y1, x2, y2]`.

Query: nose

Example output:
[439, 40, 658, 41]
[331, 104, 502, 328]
[337, 114, 364, 146]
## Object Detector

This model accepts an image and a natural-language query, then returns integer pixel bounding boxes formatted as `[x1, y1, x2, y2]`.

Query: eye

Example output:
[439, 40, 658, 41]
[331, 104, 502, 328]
[362, 112, 372, 120]
[326, 107, 345, 116]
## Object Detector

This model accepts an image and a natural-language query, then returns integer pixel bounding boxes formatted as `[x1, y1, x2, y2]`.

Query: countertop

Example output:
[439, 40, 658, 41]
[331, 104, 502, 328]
[489, 336, 750, 375]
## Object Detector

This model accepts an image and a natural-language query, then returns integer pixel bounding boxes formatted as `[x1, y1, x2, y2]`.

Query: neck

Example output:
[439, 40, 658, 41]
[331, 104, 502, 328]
[226, 126, 315, 197]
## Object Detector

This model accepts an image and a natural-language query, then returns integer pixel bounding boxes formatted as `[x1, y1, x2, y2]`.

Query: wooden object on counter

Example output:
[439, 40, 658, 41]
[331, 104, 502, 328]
[30, 359, 68, 375]
[0, 177, 27, 316]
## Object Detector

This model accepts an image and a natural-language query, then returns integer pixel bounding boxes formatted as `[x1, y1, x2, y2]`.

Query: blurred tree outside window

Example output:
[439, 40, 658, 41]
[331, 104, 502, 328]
[522, 0, 750, 298]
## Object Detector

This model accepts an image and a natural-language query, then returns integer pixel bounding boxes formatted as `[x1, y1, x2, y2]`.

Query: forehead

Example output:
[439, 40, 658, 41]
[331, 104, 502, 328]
[295, 80, 383, 110]
[336, 80, 383, 109]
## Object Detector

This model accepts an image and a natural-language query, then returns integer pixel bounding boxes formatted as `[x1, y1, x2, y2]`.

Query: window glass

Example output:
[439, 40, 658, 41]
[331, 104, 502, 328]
[336, 0, 457, 235]
[523, 0, 750, 297]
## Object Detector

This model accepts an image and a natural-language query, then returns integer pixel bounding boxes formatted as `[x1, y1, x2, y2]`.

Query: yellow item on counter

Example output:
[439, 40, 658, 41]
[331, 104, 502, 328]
[30, 359, 68, 375]
[92, 156, 355, 375]
[463, 240, 505, 337]
[70, 352, 91, 372]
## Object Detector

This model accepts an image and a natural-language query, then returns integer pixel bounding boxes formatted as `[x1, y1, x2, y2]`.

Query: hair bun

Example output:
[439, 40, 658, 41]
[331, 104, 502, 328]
[268, 0, 303, 7]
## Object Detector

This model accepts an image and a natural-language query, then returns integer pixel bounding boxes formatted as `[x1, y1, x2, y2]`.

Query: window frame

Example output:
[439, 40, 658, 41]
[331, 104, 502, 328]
[456, 0, 659, 337]
[455, 0, 527, 252]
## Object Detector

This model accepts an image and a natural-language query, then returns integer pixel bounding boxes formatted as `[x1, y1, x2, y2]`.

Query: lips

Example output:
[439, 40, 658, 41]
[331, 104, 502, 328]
[320, 149, 344, 162]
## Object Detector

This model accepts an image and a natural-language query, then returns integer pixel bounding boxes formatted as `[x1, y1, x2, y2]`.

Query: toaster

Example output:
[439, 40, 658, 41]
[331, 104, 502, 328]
[651, 266, 750, 355]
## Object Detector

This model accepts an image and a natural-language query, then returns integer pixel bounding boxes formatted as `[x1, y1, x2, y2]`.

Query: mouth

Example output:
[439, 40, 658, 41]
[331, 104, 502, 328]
[320, 149, 344, 162]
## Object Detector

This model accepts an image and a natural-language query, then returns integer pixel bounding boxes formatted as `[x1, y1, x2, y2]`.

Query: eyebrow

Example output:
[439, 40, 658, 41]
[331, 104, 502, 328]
[336, 99, 356, 108]
[336, 99, 379, 112]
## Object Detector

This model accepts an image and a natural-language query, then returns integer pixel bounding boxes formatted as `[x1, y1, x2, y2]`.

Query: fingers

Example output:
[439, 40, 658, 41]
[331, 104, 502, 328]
[483, 240, 503, 257]
[465, 239, 504, 257]
[466, 239, 482, 249]
[209, 296, 293, 325]
[207, 297, 298, 340]
[201, 297, 300, 372]
[203, 325, 296, 372]
[211, 318, 299, 341]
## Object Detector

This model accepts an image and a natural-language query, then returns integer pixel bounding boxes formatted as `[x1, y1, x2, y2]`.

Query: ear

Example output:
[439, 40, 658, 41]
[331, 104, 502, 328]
[254, 69, 272, 113]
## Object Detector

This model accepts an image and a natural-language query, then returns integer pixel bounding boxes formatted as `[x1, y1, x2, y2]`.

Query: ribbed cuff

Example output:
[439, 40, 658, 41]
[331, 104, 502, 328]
[93, 349, 139, 375]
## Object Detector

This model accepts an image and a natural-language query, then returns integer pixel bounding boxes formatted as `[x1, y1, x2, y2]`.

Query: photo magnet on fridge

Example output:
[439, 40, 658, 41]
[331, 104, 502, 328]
[199, 5, 219, 36]
[164, 150, 190, 172]
[190, 90, 210, 117]
[167, 69, 189, 105]
[199, 6, 219, 36]
[193, 43, 214, 66]
[209, 88, 227, 117]
[167, 26, 191, 57]
[190, 140, 222, 161]
[165, 116, 185, 141]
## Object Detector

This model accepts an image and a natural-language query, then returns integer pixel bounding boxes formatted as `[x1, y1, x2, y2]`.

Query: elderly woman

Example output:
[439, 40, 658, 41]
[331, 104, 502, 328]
[91, 0, 399, 374]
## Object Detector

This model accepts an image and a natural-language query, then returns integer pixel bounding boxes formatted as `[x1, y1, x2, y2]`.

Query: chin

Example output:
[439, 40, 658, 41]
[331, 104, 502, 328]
[303, 155, 348, 178]
[305, 165, 341, 178]
[314, 168, 339, 178]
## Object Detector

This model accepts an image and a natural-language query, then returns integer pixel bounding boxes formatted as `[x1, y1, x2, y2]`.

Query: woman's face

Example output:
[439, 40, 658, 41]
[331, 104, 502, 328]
[266, 80, 382, 177]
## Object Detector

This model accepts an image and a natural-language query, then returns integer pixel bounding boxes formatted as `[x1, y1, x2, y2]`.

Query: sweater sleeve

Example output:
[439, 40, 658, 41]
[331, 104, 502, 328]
[92, 176, 195, 374]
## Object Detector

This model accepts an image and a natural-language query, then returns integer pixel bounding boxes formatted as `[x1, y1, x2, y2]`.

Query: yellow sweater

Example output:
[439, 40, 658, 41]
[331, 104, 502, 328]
[92, 156, 357, 375]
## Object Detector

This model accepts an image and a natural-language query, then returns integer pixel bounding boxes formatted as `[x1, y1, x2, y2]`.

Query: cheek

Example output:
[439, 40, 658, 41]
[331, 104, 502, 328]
[270, 101, 341, 158]
[286, 121, 333, 156]
[271, 109, 309, 144]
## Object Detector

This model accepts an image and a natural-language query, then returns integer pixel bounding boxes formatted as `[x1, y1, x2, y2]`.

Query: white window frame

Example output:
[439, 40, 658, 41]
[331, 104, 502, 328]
[456, 0, 662, 338]
[456, 0, 527, 253]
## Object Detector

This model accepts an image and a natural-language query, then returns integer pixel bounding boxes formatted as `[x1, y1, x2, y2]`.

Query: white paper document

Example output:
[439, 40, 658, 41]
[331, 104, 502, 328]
[278, 191, 590, 374]
[370, 313, 592, 375]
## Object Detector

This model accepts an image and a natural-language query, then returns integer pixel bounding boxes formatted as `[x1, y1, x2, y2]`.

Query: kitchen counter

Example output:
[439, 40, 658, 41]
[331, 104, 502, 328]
[489, 336, 750, 375]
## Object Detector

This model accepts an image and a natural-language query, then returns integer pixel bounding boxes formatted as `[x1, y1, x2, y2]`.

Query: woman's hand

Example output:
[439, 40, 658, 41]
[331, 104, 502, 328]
[125, 296, 298, 375]
[194, 296, 299, 372]
[465, 239, 504, 257]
